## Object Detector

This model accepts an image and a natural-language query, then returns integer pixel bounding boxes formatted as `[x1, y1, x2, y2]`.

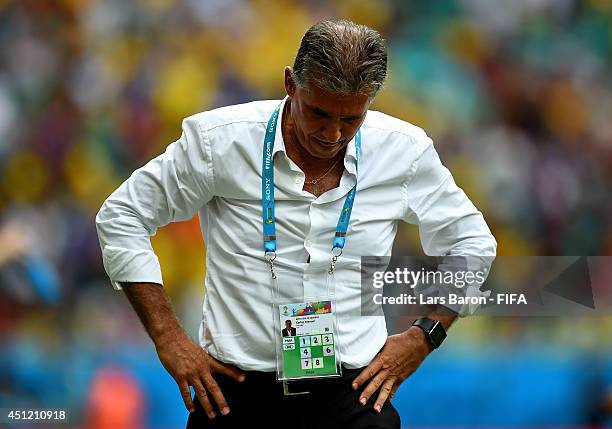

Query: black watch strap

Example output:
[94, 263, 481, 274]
[412, 317, 447, 349]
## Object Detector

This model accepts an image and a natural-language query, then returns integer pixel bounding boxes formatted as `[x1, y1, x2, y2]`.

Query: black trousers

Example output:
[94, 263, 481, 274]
[186, 367, 400, 428]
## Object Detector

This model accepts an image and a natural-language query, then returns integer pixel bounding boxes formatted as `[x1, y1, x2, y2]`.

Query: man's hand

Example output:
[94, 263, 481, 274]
[351, 327, 432, 413]
[155, 330, 245, 419]
[120, 283, 246, 419]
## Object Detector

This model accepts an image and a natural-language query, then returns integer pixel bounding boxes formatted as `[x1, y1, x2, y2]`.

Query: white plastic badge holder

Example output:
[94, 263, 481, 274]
[270, 263, 342, 382]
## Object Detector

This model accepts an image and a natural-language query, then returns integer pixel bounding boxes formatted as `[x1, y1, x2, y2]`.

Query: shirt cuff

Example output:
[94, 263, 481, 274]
[101, 245, 163, 290]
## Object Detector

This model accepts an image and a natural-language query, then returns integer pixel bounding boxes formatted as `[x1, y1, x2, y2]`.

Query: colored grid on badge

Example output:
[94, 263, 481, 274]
[283, 333, 336, 378]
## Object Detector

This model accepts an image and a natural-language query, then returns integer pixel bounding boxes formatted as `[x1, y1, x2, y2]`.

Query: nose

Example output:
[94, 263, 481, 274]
[320, 120, 341, 143]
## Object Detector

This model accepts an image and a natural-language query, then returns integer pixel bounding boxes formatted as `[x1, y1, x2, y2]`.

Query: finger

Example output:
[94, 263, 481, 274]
[373, 378, 396, 413]
[210, 359, 246, 383]
[192, 379, 216, 419]
[178, 380, 195, 413]
[352, 357, 383, 390]
[389, 383, 399, 400]
[203, 375, 230, 416]
[358, 370, 388, 406]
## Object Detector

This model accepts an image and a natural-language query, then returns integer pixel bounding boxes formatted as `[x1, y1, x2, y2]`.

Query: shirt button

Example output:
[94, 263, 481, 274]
[295, 177, 303, 184]
[305, 239, 312, 246]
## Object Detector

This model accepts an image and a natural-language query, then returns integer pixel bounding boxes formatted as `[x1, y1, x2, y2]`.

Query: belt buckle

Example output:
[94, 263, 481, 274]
[282, 380, 310, 396]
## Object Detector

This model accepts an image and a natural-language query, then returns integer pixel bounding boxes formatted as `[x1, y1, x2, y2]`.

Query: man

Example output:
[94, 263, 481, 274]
[282, 320, 296, 337]
[96, 20, 496, 428]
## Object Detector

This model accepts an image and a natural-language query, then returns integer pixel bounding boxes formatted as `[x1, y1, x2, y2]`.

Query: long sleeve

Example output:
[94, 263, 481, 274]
[95, 116, 214, 290]
[402, 139, 497, 315]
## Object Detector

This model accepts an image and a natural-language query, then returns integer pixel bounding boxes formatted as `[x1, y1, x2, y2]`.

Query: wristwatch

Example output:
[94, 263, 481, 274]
[411, 317, 447, 349]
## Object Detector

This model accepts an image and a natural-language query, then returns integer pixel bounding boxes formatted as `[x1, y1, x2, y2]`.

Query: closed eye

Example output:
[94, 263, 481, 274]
[306, 103, 363, 123]
[311, 107, 329, 118]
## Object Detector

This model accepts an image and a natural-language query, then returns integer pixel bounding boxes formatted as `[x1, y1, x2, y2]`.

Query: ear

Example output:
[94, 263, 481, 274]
[284, 66, 296, 97]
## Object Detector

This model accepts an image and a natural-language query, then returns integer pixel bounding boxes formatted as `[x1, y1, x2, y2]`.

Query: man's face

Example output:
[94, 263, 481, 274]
[285, 320, 292, 329]
[284, 67, 371, 160]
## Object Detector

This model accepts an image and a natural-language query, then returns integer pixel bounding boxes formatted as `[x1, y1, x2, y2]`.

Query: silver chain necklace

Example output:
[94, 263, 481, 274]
[304, 155, 343, 185]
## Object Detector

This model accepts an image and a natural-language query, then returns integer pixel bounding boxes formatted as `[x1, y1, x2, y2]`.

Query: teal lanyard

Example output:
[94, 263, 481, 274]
[261, 102, 361, 274]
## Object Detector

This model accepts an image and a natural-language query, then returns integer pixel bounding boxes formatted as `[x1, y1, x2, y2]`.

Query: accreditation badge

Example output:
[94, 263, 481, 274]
[275, 299, 342, 380]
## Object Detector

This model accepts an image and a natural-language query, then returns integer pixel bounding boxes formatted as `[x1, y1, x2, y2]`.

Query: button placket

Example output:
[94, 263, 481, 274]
[303, 203, 320, 298]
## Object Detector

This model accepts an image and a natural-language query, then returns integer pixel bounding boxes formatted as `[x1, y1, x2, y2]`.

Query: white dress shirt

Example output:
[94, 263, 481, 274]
[96, 97, 496, 371]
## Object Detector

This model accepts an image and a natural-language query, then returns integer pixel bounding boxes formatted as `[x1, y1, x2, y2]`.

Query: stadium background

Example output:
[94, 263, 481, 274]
[0, 0, 611, 427]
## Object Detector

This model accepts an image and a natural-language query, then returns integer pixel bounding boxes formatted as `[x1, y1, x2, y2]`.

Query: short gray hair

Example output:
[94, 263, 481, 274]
[292, 20, 388, 98]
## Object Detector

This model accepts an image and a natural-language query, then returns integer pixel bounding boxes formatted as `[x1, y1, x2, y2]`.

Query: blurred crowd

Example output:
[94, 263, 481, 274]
[0, 0, 611, 427]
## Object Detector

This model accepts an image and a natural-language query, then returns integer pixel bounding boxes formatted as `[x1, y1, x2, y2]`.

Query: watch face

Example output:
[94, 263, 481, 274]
[430, 323, 447, 347]
[413, 318, 447, 348]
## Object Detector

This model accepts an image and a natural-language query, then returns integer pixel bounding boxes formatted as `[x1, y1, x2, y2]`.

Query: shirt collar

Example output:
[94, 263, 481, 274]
[343, 135, 358, 176]
[272, 96, 289, 156]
